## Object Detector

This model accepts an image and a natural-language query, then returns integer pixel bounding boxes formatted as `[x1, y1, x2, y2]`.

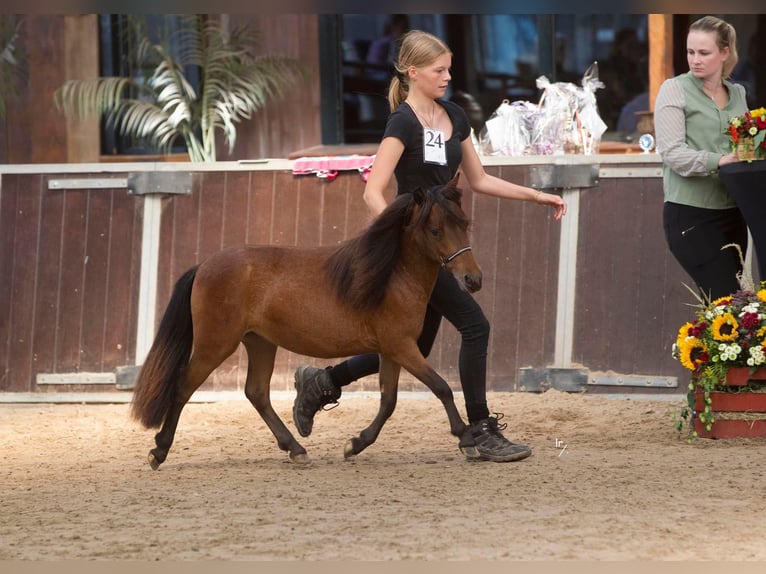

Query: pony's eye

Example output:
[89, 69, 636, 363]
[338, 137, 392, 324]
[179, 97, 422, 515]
[430, 228, 441, 237]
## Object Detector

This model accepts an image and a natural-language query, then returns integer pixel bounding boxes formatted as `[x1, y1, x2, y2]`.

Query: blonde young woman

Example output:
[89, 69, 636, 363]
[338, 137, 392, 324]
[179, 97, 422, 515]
[655, 16, 748, 301]
[293, 30, 566, 462]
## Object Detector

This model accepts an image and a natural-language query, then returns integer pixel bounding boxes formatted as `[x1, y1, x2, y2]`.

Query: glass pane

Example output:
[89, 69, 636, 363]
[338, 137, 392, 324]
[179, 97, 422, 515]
[554, 15, 649, 136]
[98, 14, 199, 156]
[341, 14, 445, 144]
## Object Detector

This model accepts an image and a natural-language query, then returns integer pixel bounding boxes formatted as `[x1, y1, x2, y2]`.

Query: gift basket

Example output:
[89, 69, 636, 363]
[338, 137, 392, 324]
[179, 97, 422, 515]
[480, 62, 608, 156]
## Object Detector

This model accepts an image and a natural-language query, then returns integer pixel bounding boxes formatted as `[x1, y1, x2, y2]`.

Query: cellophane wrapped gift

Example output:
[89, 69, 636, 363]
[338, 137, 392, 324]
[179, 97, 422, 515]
[479, 62, 607, 156]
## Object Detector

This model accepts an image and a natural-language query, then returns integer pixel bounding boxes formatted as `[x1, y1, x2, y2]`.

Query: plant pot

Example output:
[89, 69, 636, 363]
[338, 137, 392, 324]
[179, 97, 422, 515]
[735, 138, 758, 161]
[693, 367, 766, 439]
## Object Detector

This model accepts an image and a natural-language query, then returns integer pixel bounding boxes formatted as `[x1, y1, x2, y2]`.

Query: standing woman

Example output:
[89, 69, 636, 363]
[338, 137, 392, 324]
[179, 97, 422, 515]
[655, 15, 748, 301]
[293, 30, 566, 462]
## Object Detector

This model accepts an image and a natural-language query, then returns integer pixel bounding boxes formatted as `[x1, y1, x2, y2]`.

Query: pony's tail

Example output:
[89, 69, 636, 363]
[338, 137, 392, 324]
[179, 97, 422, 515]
[130, 266, 198, 429]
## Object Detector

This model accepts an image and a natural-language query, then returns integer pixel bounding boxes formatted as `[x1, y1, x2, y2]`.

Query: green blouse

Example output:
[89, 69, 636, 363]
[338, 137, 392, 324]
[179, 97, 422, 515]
[655, 71, 748, 209]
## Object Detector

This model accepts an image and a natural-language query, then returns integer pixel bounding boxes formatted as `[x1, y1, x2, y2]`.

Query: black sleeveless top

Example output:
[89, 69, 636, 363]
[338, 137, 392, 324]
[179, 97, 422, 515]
[383, 98, 471, 195]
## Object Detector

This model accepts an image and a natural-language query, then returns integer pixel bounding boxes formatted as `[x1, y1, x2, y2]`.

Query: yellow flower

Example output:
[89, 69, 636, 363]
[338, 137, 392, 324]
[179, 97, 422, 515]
[757, 289, 766, 303]
[679, 338, 706, 371]
[676, 322, 694, 348]
[750, 107, 766, 118]
[711, 313, 738, 341]
[711, 296, 731, 307]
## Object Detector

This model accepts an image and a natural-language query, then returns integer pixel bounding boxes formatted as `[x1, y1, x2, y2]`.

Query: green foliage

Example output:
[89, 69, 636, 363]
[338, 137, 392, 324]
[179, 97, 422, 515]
[55, 15, 306, 162]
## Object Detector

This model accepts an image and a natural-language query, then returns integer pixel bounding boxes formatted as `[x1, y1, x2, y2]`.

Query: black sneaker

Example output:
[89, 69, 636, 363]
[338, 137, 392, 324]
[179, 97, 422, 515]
[292, 365, 341, 437]
[467, 414, 532, 462]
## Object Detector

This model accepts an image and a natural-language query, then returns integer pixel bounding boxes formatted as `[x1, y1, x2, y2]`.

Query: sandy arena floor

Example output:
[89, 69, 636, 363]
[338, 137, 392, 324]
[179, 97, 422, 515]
[2, 389, 766, 561]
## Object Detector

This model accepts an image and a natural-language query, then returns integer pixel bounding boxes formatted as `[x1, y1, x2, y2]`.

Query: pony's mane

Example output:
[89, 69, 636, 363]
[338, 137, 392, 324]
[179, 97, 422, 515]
[325, 184, 468, 310]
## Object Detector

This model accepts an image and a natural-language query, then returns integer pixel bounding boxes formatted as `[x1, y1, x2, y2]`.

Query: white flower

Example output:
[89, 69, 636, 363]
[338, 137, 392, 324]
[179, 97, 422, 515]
[718, 342, 742, 362]
[741, 302, 760, 315]
[748, 346, 766, 366]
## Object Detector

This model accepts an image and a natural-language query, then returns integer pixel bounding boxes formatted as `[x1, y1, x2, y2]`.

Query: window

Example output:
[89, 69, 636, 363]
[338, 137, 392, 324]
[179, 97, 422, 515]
[332, 14, 650, 144]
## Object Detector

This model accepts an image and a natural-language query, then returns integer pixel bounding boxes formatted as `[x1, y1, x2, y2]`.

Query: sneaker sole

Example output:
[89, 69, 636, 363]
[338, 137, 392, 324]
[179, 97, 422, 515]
[466, 447, 532, 463]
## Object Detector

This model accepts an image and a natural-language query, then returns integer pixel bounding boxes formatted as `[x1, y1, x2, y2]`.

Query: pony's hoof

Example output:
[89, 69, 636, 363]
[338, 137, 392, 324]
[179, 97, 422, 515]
[290, 452, 311, 465]
[148, 453, 162, 470]
[460, 445, 481, 461]
[343, 440, 357, 459]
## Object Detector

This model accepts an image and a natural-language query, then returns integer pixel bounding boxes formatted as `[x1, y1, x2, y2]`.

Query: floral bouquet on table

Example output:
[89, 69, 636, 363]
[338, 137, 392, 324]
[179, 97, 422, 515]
[725, 107, 766, 161]
[673, 271, 766, 434]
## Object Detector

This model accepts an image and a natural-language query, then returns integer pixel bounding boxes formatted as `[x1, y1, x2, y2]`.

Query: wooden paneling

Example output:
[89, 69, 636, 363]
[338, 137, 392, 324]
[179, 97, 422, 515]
[221, 14, 322, 160]
[649, 14, 674, 112]
[149, 168, 562, 394]
[1, 165, 696, 395]
[573, 176, 689, 381]
[0, 174, 143, 391]
[64, 15, 99, 163]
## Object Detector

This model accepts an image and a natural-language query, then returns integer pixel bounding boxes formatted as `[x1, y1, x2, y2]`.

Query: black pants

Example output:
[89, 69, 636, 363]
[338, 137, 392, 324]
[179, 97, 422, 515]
[663, 202, 748, 301]
[329, 266, 491, 423]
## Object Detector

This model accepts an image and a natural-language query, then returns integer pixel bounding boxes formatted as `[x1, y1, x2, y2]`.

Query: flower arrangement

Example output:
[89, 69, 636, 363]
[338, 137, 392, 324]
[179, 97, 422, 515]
[674, 279, 766, 435]
[725, 107, 766, 161]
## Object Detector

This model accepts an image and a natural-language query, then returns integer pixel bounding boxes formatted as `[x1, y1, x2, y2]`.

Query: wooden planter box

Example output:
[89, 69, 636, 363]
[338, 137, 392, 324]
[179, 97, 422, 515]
[693, 367, 766, 439]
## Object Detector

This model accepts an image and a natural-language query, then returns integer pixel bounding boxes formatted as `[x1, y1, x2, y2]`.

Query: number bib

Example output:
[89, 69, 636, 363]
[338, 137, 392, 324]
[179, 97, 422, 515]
[423, 128, 447, 165]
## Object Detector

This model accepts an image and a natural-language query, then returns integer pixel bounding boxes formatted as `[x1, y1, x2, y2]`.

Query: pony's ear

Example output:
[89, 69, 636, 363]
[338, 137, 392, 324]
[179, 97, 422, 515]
[447, 173, 460, 188]
[412, 187, 426, 204]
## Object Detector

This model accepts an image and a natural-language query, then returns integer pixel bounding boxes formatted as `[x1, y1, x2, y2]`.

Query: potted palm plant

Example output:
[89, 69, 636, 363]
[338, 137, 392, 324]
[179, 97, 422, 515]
[54, 15, 305, 162]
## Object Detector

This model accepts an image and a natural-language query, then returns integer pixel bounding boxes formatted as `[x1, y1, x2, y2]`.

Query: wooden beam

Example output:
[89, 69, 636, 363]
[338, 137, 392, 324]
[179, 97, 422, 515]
[64, 15, 99, 162]
[648, 14, 674, 112]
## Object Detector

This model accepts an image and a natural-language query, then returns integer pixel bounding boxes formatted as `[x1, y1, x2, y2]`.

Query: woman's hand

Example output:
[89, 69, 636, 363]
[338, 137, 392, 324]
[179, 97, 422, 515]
[535, 190, 568, 220]
[718, 152, 739, 167]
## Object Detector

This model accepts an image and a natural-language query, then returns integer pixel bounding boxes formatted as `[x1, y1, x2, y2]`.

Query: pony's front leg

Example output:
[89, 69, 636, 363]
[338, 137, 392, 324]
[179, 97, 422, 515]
[242, 333, 309, 464]
[343, 355, 400, 459]
[398, 354, 475, 457]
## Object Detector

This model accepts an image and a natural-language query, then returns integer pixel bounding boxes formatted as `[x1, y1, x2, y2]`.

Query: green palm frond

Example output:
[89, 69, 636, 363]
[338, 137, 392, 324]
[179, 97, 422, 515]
[109, 100, 184, 153]
[55, 77, 141, 119]
[197, 23, 306, 156]
[0, 16, 24, 119]
[54, 15, 305, 162]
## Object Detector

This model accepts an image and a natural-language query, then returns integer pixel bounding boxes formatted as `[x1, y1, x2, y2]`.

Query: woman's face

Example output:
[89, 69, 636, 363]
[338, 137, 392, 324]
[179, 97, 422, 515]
[409, 53, 452, 99]
[687, 30, 729, 80]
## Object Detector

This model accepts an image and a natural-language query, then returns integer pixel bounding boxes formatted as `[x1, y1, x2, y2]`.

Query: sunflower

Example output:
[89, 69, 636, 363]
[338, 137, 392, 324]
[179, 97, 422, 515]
[711, 313, 739, 341]
[676, 321, 694, 348]
[711, 296, 732, 308]
[678, 338, 707, 371]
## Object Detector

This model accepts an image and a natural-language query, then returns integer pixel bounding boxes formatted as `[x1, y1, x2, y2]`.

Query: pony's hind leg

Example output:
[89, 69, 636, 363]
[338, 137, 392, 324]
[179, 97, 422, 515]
[242, 333, 310, 464]
[149, 347, 234, 469]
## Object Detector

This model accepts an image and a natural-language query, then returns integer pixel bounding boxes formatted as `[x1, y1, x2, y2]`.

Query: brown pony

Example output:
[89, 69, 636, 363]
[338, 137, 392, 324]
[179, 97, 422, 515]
[130, 177, 483, 469]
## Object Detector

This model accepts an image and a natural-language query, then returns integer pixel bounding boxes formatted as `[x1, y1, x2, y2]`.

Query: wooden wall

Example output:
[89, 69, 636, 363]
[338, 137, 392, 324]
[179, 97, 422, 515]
[0, 162, 693, 395]
[0, 173, 143, 391]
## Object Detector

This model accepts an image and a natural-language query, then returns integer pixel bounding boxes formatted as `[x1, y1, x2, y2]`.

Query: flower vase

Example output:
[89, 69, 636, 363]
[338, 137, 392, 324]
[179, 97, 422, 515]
[693, 367, 766, 439]
[736, 138, 758, 161]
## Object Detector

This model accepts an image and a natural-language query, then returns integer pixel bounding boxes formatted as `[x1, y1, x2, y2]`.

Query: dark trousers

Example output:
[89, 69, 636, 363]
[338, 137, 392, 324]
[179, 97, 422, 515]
[330, 266, 491, 423]
[663, 202, 748, 301]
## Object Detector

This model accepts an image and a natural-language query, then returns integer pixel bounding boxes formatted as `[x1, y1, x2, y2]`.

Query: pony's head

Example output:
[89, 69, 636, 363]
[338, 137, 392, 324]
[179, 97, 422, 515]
[410, 176, 482, 293]
[326, 175, 482, 311]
